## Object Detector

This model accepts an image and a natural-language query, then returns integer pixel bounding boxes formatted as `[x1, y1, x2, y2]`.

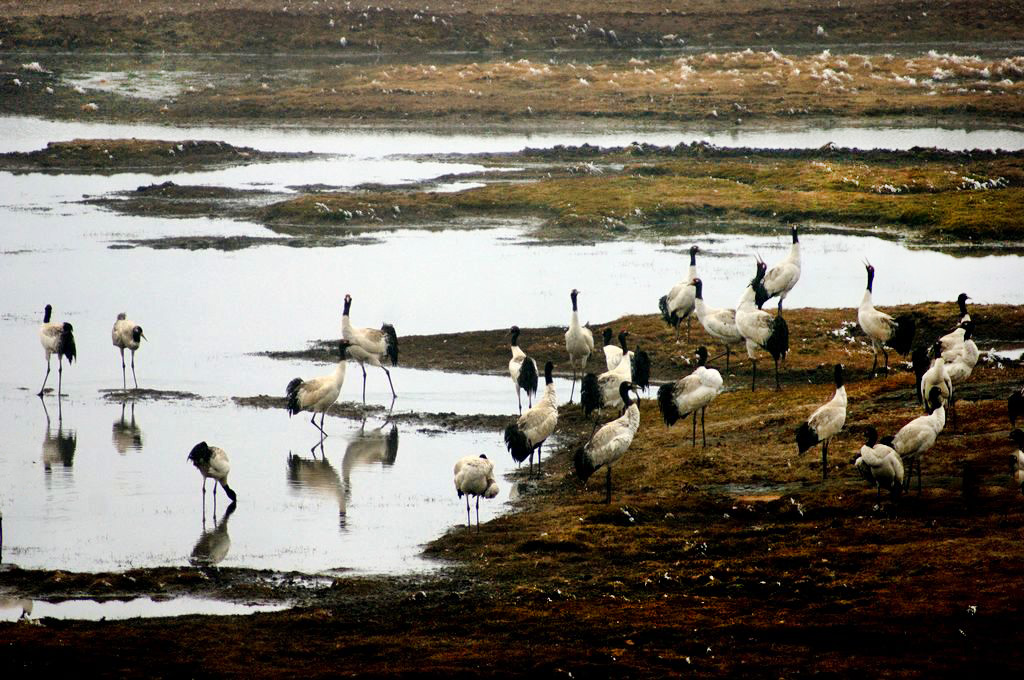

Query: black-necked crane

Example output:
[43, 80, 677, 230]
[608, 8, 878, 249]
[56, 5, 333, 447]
[693, 278, 744, 373]
[919, 341, 952, 414]
[288, 451, 349, 528]
[453, 454, 499, 529]
[564, 289, 594, 403]
[37, 304, 76, 397]
[735, 261, 789, 391]
[504, 361, 558, 474]
[580, 341, 633, 418]
[754, 226, 801, 312]
[853, 426, 904, 499]
[658, 244, 699, 340]
[631, 343, 651, 394]
[574, 381, 641, 503]
[657, 346, 723, 448]
[508, 325, 539, 414]
[795, 364, 848, 479]
[1010, 385, 1024, 428]
[111, 312, 146, 390]
[890, 385, 946, 492]
[187, 442, 238, 511]
[341, 294, 398, 404]
[1011, 429, 1024, 495]
[945, 321, 978, 431]
[939, 293, 971, 361]
[603, 328, 628, 371]
[857, 262, 916, 376]
[286, 340, 354, 443]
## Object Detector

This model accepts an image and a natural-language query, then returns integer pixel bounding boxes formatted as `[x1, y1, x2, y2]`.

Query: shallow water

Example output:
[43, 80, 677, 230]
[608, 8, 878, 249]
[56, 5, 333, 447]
[1, 114, 1023, 577]
[0, 594, 288, 622]
[0, 395, 517, 573]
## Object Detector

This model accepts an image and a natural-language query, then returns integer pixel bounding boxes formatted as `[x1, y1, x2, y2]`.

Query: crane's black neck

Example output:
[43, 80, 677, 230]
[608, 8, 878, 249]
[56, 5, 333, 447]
[544, 361, 554, 385]
[791, 226, 799, 244]
[570, 290, 579, 312]
[618, 331, 629, 352]
[833, 364, 844, 388]
[866, 268, 875, 293]
[693, 279, 703, 300]
[864, 426, 878, 447]
[43, 304, 52, 323]
[957, 294, 969, 316]
[689, 248, 697, 266]
[603, 327, 613, 345]
[343, 297, 352, 316]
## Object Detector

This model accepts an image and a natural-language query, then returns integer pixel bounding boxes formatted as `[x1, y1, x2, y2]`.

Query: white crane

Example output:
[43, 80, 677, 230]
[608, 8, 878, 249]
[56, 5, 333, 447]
[1011, 429, 1024, 495]
[755, 226, 801, 312]
[564, 289, 594, 402]
[890, 386, 946, 492]
[187, 442, 237, 510]
[37, 304, 76, 397]
[693, 278, 744, 373]
[658, 244, 699, 340]
[736, 261, 789, 391]
[657, 346, 723, 447]
[574, 381, 641, 504]
[857, 262, 916, 376]
[795, 364, 848, 479]
[854, 426, 904, 499]
[286, 340, 354, 443]
[505, 361, 558, 474]
[341, 294, 398, 404]
[111, 312, 146, 390]
[453, 454, 499, 529]
[508, 325, 539, 414]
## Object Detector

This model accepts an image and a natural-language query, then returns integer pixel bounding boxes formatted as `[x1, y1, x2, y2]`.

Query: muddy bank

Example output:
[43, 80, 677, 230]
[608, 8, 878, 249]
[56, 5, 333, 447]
[261, 303, 1024, 386]
[0, 139, 309, 173]
[234, 394, 511, 433]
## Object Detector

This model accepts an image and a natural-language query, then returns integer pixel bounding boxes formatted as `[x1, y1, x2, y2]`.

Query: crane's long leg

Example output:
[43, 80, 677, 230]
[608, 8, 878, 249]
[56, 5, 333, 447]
[750, 359, 758, 392]
[691, 411, 697, 447]
[130, 349, 138, 389]
[774, 357, 782, 391]
[381, 366, 396, 399]
[57, 356, 64, 397]
[821, 440, 829, 480]
[570, 371, 577, 403]
[475, 496, 481, 530]
[39, 357, 51, 396]
[701, 407, 707, 448]
[882, 347, 890, 373]
[516, 388, 522, 415]
[870, 351, 879, 377]
[360, 363, 368, 404]
[605, 467, 613, 504]
[120, 347, 127, 390]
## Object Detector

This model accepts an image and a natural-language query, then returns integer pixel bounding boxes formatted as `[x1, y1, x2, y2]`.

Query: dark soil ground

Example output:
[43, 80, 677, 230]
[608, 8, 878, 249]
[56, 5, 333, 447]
[3, 1, 1024, 677]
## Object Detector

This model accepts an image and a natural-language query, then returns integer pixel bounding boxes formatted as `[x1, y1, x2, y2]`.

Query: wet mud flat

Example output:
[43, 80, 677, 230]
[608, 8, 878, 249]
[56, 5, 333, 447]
[4, 301, 1024, 676]
[0, 138, 311, 173]
[77, 142, 1024, 248]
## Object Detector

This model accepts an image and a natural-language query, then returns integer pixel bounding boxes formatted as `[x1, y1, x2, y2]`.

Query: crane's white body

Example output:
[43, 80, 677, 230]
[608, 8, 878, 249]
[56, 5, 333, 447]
[341, 294, 398, 402]
[595, 350, 633, 411]
[509, 343, 538, 410]
[891, 397, 946, 490]
[946, 339, 979, 386]
[855, 440, 904, 495]
[111, 313, 145, 389]
[293, 362, 348, 416]
[920, 356, 952, 409]
[760, 231, 801, 310]
[693, 279, 744, 371]
[512, 381, 558, 461]
[564, 290, 594, 402]
[735, 285, 774, 361]
[453, 454, 499, 527]
[583, 401, 640, 472]
[668, 365, 724, 419]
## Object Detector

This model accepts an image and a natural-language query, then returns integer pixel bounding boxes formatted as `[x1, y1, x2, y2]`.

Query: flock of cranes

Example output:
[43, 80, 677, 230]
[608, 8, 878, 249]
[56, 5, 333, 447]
[32, 228, 1022, 529]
